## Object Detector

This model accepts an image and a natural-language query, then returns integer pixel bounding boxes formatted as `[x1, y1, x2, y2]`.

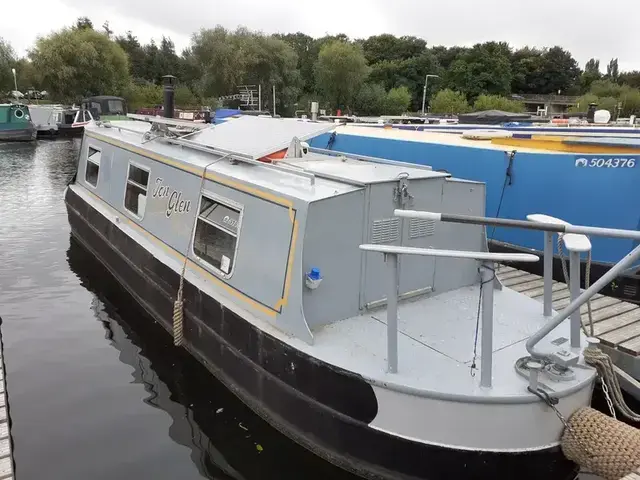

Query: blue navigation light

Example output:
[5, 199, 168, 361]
[309, 268, 321, 280]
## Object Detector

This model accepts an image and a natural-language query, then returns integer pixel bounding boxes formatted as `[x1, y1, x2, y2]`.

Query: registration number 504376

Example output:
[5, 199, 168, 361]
[574, 157, 637, 168]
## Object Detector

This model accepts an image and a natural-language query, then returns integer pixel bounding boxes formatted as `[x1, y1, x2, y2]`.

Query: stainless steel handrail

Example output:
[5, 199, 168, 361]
[359, 244, 538, 387]
[395, 210, 640, 364]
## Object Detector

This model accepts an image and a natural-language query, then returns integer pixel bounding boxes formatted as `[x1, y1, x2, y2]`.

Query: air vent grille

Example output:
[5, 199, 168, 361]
[409, 218, 435, 239]
[371, 218, 400, 244]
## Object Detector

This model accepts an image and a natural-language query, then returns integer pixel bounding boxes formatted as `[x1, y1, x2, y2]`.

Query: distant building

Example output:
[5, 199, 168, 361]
[511, 93, 579, 116]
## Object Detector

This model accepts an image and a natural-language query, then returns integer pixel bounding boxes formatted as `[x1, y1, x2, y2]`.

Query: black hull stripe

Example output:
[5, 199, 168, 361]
[65, 187, 579, 480]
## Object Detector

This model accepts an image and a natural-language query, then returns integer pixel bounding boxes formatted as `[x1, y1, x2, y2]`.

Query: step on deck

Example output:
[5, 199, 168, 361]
[496, 265, 640, 357]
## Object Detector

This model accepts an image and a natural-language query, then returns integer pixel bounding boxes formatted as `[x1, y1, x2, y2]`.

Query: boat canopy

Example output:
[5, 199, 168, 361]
[457, 110, 533, 125]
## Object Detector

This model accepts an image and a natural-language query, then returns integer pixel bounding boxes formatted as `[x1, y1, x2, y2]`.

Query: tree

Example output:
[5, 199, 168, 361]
[102, 21, 113, 38]
[473, 94, 525, 112]
[0, 38, 15, 94]
[275, 32, 318, 94]
[116, 31, 146, 81]
[430, 89, 470, 114]
[511, 47, 546, 93]
[30, 27, 129, 102]
[446, 42, 513, 98]
[362, 34, 426, 64]
[75, 17, 93, 30]
[314, 40, 370, 111]
[539, 46, 580, 94]
[590, 79, 623, 98]
[580, 58, 601, 93]
[384, 86, 411, 114]
[606, 58, 619, 82]
[354, 82, 387, 115]
[619, 71, 640, 89]
[183, 27, 246, 98]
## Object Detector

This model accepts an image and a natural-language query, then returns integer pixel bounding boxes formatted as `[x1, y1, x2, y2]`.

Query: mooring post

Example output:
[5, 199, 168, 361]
[543, 231, 553, 317]
[386, 253, 399, 374]
[480, 261, 495, 388]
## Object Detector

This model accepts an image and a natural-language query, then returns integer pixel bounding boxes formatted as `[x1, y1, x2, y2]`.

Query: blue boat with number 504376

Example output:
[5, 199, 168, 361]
[308, 125, 640, 302]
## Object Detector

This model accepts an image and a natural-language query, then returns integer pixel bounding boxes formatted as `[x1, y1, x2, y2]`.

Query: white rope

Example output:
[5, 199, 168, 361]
[583, 347, 640, 423]
[172, 154, 231, 346]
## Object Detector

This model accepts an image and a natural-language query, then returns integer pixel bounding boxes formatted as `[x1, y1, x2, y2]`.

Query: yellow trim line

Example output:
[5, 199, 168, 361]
[81, 131, 303, 317]
[490, 137, 640, 154]
[86, 131, 296, 221]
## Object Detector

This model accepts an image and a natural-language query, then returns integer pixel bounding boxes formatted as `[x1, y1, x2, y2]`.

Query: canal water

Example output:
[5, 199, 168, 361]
[0, 139, 356, 480]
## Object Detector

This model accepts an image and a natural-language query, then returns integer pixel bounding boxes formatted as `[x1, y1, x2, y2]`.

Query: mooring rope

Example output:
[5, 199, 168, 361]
[583, 346, 640, 423]
[172, 154, 231, 347]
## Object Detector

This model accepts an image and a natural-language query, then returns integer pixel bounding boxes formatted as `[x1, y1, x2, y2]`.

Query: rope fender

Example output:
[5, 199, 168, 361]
[561, 407, 640, 480]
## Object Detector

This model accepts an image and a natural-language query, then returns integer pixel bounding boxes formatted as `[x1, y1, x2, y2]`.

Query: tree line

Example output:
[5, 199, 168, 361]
[2, 16, 640, 117]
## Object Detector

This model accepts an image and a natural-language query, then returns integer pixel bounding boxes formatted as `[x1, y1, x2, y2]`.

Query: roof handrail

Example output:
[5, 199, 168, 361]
[394, 210, 640, 241]
[359, 244, 539, 263]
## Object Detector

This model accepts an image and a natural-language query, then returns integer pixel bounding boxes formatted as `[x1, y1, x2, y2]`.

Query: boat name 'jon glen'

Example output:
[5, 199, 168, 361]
[152, 177, 191, 218]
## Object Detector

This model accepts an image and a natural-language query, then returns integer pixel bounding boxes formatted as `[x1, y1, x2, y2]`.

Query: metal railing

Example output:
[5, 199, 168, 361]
[361, 209, 640, 388]
[359, 245, 538, 387]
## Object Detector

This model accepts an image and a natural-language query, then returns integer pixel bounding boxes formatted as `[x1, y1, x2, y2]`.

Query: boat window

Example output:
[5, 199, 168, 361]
[193, 195, 242, 276]
[124, 163, 150, 218]
[85, 146, 101, 187]
[107, 100, 124, 114]
[83, 111, 90, 122]
[91, 102, 102, 114]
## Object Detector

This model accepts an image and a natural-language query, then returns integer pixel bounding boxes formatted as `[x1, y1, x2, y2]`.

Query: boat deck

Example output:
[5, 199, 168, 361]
[496, 265, 640, 359]
[311, 282, 593, 400]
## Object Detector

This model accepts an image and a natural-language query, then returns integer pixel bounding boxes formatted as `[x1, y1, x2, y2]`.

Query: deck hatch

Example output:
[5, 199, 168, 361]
[371, 218, 400, 244]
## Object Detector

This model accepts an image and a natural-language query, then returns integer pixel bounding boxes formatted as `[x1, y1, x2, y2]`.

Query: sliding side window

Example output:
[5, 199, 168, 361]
[193, 195, 242, 276]
[85, 146, 101, 187]
[124, 163, 150, 218]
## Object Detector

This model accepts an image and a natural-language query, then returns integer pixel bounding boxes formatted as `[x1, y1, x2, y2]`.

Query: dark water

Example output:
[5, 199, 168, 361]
[0, 140, 356, 480]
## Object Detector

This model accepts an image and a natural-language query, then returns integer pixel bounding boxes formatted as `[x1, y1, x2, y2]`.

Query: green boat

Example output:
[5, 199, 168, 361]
[0, 104, 36, 142]
[81, 96, 128, 121]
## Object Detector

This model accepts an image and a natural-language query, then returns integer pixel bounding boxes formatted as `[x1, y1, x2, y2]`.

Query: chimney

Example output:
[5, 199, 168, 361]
[163, 75, 176, 119]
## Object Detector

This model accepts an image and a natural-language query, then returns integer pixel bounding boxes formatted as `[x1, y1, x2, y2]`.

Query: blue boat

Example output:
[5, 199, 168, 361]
[308, 125, 640, 301]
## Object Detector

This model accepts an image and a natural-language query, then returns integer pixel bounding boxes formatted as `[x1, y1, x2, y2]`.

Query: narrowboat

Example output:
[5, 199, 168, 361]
[308, 125, 640, 303]
[64, 105, 614, 479]
[57, 108, 94, 137]
[28, 104, 64, 136]
[82, 95, 128, 121]
[0, 104, 36, 142]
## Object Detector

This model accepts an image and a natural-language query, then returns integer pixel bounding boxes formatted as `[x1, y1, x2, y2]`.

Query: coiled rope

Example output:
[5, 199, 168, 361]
[172, 154, 231, 347]
[583, 347, 640, 423]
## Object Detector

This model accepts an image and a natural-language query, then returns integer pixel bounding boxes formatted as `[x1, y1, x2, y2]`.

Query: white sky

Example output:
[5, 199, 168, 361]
[2, 0, 639, 72]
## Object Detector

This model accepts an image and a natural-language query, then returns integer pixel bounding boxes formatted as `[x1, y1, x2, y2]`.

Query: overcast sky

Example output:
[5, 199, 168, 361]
[3, 0, 639, 72]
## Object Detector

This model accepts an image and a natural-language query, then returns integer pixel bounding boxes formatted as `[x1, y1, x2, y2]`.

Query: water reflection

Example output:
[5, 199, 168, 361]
[66, 236, 353, 479]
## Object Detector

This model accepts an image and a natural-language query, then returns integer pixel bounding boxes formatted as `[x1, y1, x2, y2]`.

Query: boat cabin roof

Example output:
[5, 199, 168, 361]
[86, 117, 448, 203]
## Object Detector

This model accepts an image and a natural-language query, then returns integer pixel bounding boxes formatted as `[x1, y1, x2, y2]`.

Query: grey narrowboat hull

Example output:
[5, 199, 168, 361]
[64, 186, 579, 480]
[0, 126, 36, 142]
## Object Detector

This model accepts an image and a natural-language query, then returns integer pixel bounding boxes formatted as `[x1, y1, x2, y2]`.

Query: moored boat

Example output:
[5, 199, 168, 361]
[63, 102, 625, 479]
[57, 108, 94, 137]
[28, 104, 64, 137]
[308, 125, 640, 303]
[82, 95, 128, 122]
[0, 103, 36, 142]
